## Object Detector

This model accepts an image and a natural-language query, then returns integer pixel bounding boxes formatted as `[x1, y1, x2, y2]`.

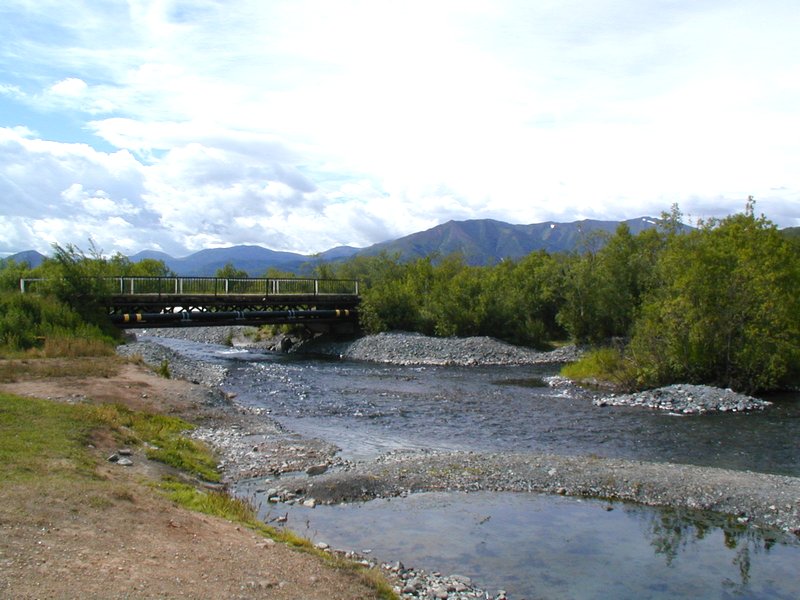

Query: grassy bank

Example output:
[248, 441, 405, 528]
[0, 363, 398, 599]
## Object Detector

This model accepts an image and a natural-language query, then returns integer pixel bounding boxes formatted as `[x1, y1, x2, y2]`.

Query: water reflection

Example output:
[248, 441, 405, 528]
[632, 505, 795, 591]
[236, 487, 800, 600]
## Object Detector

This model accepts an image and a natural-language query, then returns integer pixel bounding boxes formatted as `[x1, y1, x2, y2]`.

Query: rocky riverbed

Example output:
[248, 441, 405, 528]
[117, 334, 506, 599]
[270, 450, 800, 535]
[118, 328, 800, 599]
[292, 331, 583, 366]
[594, 383, 771, 413]
[545, 376, 772, 414]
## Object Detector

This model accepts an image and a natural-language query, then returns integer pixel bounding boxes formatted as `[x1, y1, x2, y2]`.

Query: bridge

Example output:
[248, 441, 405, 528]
[20, 276, 361, 331]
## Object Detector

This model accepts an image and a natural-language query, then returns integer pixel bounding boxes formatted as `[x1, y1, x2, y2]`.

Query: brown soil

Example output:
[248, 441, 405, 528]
[0, 361, 385, 600]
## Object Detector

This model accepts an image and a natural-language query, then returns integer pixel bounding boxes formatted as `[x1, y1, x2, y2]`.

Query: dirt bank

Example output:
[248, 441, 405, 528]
[0, 360, 389, 600]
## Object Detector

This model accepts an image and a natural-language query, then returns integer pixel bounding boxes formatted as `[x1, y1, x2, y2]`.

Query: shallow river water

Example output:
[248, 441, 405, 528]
[152, 338, 800, 599]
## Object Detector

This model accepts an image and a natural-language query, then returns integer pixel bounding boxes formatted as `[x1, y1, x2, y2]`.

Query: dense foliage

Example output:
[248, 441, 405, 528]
[2, 203, 798, 391]
[630, 207, 800, 392]
[318, 203, 799, 392]
[0, 242, 173, 355]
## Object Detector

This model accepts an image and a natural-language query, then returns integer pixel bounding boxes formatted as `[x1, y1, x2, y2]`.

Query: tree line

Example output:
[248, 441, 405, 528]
[315, 202, 800, 393]
[2, 202, 798, 392]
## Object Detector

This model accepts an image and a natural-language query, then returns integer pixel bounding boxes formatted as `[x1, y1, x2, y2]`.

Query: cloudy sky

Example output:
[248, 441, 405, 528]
[1, 0, 799, 257]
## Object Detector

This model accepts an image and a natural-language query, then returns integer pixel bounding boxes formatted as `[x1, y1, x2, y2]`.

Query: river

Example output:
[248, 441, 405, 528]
[149, 337, 800, 599]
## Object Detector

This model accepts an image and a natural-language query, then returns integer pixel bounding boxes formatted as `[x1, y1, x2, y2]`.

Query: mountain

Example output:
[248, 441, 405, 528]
[5, 217, 689, 275]
[781, 226, 800, 241]
[317, 246, 361, 261]
[131, 245, 311, 276]
[128, 250, 174, 263]
[2, 250, 47, 268]
[358, 217, 676, 265]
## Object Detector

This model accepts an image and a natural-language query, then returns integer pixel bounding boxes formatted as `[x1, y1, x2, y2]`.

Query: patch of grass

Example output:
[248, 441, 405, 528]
[0, 393, 98, 485]
[40, 336, 116, 358]
[157, 479, 399, 600]
[90, 404, 219, 482]
[159, 479, 256, 521]
[155, 359, 171, 378]
[0, 356, 122, 383]
[560, 347, 638, 391]
[0, 393, 218, 484]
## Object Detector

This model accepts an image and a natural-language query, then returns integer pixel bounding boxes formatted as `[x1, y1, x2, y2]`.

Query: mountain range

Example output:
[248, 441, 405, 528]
[6, 216, 689, 276]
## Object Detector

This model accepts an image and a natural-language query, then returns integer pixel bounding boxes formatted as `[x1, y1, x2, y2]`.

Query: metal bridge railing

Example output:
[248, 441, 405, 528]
[19, 276, 360, 296]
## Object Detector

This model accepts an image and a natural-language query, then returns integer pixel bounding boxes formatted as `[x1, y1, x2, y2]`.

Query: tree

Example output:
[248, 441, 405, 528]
[630, 205, 800, 392]
[127, 258, 174, 277]
[0, 258, 33, 293]
[557, 224, 664, 343]
[215, 262, 248, 279]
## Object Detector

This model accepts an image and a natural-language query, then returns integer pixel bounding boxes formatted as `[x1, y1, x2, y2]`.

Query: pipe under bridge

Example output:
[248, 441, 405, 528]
[20, 276, 361, 331]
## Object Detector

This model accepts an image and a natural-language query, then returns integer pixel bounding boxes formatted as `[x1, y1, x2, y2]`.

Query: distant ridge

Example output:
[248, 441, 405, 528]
[7, 217, 692, 275]
[359, 217, 675, 265]
[2, 249, 46, 268]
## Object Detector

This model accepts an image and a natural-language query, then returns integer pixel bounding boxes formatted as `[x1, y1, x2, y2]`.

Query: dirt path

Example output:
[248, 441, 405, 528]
[0, 361, 387, 600]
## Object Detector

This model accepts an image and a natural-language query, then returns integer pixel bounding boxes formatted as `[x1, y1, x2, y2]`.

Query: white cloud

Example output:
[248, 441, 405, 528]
[1, 0, 800, 259]
[49, 77, 88, 97]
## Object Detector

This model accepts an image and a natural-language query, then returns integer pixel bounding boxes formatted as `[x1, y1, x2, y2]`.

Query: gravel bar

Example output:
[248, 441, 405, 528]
[274, 450, 800, 536]
[293, 331, 582, 365]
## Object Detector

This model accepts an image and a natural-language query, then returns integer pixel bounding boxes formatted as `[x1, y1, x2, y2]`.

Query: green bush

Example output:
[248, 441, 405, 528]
[0, 292, 115, 355]
[561, 347, 638, 390]
[629, 207, 800, 393]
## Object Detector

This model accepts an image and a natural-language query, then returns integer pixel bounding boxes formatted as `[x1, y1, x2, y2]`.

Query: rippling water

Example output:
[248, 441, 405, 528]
[206, 346, 800, 476]
[147, 337, 800, 598]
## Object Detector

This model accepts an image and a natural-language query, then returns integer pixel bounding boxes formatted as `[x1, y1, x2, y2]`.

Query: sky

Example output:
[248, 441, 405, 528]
[1, 0, 799, 258]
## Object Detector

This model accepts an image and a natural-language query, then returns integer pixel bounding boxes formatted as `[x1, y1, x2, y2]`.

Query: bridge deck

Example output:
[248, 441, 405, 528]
[20, 276, 361, 330]
[107, 293, 359, 313]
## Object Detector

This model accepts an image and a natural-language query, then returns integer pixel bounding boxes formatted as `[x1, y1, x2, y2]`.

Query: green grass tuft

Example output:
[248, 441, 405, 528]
[560, 347, 639, 391]
[156, 359, 171, 378]
[90, 404, 220, 482]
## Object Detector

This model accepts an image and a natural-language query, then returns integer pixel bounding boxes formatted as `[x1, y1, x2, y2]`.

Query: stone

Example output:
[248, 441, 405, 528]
[306, 464, 328, 476]
[116, 458, 134, 467]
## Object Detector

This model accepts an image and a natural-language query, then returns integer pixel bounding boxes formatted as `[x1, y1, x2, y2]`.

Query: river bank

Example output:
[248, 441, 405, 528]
[116, 329, 799, 598]
[120, 329, 800, 537]
[0, 357, 392, 600]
